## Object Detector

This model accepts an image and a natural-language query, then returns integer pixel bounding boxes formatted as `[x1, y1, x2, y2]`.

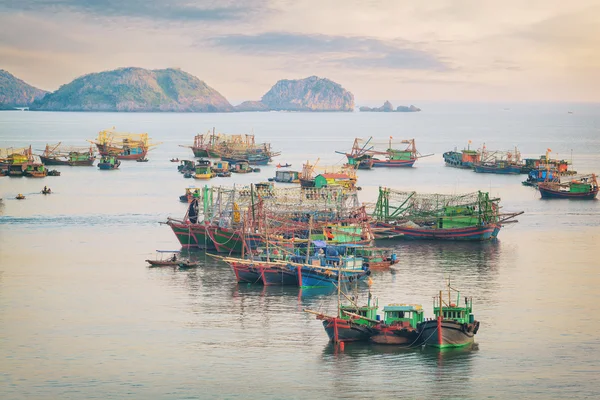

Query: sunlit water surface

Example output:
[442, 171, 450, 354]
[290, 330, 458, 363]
[1, 104, 599, 399]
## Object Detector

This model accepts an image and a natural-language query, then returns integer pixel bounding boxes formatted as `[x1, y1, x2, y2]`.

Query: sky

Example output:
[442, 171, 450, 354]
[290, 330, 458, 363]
[1, 0, 599, 103]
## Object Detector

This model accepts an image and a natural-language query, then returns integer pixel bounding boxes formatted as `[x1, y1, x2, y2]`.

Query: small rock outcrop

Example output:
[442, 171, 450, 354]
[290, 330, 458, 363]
[259, 76, 354, 111]
[0, 70, 48, 108]
[31, 67, 233, 112]
[360, 101, 421, 112]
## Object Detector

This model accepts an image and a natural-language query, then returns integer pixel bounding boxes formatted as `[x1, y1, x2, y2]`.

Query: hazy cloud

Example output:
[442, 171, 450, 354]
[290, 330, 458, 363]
[0, 0, 259, 21]
[209, 32, 447, 71]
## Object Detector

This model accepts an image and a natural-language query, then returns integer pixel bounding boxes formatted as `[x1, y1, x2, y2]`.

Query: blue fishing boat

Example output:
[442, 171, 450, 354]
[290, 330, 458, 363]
[473, 161, 521, 174]
[97, 155, 120, 170]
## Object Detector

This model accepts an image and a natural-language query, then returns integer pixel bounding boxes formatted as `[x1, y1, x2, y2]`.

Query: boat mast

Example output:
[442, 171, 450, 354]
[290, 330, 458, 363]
[305, 214, 312, 264]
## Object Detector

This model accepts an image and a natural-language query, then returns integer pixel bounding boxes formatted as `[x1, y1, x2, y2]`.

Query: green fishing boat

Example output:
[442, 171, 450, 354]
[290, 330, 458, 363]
[418, 281, 480, 348]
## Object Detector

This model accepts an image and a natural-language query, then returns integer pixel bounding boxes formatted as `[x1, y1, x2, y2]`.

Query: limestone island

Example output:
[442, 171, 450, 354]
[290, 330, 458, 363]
[234, 76, 354, 112]
[359, 101, 421, 112]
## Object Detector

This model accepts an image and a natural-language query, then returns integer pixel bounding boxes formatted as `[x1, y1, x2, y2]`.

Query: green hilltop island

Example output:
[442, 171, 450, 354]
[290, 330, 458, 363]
[360, 100, 421, 112]
[29, 67, 234, 112]
[0, 69, 47, 110]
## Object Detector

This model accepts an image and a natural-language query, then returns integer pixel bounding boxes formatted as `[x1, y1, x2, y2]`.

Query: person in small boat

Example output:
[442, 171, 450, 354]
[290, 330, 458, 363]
[171, 254, 177, 262]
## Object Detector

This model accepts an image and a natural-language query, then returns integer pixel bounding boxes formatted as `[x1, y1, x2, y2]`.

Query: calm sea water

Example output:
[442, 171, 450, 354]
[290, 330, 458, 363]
[1, 104, 599, 399]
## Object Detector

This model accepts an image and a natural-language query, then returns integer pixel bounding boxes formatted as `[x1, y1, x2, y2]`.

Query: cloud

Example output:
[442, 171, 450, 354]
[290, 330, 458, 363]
[0, 0, 260, 21]
[208, 32, 447, 71]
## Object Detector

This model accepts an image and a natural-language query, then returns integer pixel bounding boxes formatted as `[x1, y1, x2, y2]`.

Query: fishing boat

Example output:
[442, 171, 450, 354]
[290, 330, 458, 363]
[370, 304, 424, 345]
[538, 174, 598, 200]
[193, 159, 215, 179]
[372, 187, 523, 241]
[212, 160, 230, 174]
[97, 155, 121, 170]
[337, 137, 376, 169]
[362, 137, 431, 168]
[178, 160, 195, 174]
[418, 280, 480, 349]
[42, 186, 52, 194]
[146, 251, 181, 267]
[522, 168, 560, 187]
[170, 158, 180, 162]
[16, 193, 26, 200]
[307, 300, 379, 343]
[136, 157, 149, 162]
[90, 128, 160, 160]
[443, 142, 480, 168]
[23, 159, 48, 178]
[473, 145, 523, 174]
[166, 185, 369, 254]
[521, 150, 575, 175]
[268, 170, 300, 183]
[276, 163, 292, 168]
[184, 129, 279, 163]
[39, 143, 95, 166]
[188, 129, 222, 158]
[3, 147, 32, 176]
[230, 160, 253, 174]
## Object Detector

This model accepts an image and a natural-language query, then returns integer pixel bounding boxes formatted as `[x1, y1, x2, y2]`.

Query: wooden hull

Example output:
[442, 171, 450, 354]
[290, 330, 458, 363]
[370, 325, 420, 346]
[261, 265, 299, 286]
[418, 319, 479, 348]
[229, 261, 263, 284]
[539, 186, 598, 199]
[146, 260, 179, 267]
[167, 221, 215, 249]
[298, 266, 368, 288]
[96, 144, 147, 160]
[372, 159, 415, 168]
[365, 260, 395, 270]
[473, 164, 520, 174]
[40, 156, 70, 166]
[376, 222, 498, 241]
[323, 318, 375, 342]
[98, 163, 119, 170]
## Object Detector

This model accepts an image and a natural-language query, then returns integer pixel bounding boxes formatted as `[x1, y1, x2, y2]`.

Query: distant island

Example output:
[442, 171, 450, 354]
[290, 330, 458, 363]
[235, 76, 354, 112]
[360, 100, 421, 112]
[0, 68, 354, 112]
[30, 67, 233, 112]
[0, 69, 47, 109]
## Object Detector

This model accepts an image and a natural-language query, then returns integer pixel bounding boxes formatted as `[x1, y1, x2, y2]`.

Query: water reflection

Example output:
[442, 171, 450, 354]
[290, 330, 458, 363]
[319, 341, 478, 398]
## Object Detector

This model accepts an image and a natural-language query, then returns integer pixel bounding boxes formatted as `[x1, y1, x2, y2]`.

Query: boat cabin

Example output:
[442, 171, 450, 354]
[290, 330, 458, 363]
[340, 303, 378, 321]
[212, 160, 229, 173]
[382, 304, 424, 327]
[314, 173, 356, 190]
[387, 149, 414, 161]
[434, 295, 474, 324]
[231, 160, 252, 173]
[24, 162, 47, 177]
[274, 170, 300, 183]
